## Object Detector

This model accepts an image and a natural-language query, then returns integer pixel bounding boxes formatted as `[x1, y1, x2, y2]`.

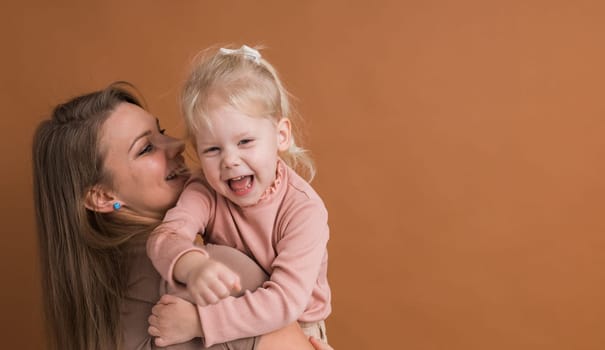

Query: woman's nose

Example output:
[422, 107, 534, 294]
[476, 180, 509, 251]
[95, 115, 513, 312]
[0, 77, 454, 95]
[162, 137, 186, 158]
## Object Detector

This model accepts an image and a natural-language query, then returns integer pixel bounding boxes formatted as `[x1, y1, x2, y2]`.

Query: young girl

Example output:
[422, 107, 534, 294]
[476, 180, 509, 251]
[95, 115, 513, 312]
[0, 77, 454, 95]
[147, 45, 331, 347]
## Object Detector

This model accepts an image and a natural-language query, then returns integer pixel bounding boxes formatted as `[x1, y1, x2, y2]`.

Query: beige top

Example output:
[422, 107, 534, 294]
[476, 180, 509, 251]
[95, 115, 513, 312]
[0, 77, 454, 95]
[120, 241, 263, 350]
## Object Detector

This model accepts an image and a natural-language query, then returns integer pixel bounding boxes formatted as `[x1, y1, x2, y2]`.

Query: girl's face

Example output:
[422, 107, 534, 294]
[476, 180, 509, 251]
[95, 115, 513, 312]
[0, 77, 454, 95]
[99, 103, 189, 218]
[194, 103, 291, 207]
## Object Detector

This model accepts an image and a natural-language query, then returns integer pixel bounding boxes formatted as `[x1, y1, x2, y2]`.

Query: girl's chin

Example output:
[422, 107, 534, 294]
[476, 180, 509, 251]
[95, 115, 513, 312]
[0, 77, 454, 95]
[226, 192, 260, 207]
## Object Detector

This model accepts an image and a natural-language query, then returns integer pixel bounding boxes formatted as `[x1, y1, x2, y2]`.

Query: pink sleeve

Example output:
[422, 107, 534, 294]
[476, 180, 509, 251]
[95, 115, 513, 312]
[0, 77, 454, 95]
[146, 176, 214, 288]
[198, 199, 329, 346]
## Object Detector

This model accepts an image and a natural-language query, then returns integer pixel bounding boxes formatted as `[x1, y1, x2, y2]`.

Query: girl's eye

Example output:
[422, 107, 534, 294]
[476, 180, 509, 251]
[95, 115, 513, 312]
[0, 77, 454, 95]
[239, 138, 254, 146]
[203, 146, 220, 154]
[138, 144, 154, 156]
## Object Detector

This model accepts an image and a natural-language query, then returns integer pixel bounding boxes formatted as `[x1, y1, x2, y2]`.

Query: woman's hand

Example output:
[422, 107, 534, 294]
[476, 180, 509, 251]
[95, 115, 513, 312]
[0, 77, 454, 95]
[310, 337, 335, 350]
[148, 294, 202, 347]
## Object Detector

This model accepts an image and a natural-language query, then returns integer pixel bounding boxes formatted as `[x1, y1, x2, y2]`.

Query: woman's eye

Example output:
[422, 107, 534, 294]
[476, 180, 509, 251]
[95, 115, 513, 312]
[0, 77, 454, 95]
[156, 118, 166, 134]
[138, 144, 154, 156]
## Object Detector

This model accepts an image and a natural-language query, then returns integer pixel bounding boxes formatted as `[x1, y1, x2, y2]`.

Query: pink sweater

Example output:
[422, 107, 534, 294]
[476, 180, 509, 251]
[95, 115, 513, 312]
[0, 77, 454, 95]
[147, 161, 331, 346]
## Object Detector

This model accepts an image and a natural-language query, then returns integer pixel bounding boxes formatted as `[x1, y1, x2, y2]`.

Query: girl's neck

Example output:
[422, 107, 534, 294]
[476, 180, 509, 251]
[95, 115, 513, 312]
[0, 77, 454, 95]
[256, 159, 284, 204]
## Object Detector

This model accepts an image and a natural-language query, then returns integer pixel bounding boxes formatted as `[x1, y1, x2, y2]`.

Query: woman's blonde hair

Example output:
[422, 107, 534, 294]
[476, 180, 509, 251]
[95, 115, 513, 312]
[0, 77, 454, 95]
[181, 45, 315, 181]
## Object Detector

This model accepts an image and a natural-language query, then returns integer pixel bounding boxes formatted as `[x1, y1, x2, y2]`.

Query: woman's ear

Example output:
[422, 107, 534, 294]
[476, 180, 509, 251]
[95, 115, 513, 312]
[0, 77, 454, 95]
[84, 185, 117, 213]
[276, 118, 292, 152]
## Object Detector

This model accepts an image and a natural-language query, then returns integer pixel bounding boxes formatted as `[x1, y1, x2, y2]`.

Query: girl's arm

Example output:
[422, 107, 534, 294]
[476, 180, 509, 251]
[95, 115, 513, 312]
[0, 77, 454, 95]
[199, 198, 330, 346]
[147, 177, 211, 284]
[147, 177, 240, 305]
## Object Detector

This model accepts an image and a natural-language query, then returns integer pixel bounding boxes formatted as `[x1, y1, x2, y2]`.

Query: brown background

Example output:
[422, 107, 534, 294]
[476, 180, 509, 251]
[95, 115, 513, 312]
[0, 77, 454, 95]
[2, 0, 605, 349]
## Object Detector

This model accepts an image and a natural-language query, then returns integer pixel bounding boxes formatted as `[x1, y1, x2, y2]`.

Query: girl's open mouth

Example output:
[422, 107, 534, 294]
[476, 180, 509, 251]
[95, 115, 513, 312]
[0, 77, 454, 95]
[228, 175, 254, 195]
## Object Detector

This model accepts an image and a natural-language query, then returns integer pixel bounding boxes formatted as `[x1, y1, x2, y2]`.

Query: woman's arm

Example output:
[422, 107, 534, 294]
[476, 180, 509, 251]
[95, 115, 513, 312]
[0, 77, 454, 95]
[147, 296, 331, 350]
[254, 323, 336, 350]
[147, 244, 334, 350]
[256, 322, 314, 350]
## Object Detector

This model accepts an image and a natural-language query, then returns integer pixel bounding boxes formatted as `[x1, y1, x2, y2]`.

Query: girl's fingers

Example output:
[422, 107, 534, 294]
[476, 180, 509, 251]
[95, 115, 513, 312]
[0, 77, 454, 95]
[218, 270, 241, 293]
[209, 280, 231, 299]
[232, 279, 242, 292]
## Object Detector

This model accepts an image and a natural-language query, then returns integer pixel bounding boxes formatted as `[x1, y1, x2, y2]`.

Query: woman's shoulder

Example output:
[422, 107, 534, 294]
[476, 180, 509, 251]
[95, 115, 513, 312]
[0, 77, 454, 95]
[123, 242, 162, 304]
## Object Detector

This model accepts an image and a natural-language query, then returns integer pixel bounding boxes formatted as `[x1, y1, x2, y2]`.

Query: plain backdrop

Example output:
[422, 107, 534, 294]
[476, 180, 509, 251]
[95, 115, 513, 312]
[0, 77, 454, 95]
[1, 1, 605, 349]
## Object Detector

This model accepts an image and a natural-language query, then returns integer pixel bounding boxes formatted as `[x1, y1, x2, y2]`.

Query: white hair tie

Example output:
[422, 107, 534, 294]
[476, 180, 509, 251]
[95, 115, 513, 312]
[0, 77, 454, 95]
[219, 45, 261, 63]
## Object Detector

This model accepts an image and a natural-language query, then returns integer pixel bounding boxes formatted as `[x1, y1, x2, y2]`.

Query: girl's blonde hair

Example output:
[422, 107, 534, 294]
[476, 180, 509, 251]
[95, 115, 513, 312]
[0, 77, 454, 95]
[182, 45, 315, 181]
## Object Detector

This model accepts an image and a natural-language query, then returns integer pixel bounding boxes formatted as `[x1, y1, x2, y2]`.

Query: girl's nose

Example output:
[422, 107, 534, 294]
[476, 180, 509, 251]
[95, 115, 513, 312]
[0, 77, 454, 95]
[222, 149, 240, 168]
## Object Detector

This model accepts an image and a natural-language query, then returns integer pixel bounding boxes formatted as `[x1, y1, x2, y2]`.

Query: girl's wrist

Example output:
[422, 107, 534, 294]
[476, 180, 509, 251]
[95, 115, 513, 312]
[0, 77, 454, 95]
[174, 250, 209, 283]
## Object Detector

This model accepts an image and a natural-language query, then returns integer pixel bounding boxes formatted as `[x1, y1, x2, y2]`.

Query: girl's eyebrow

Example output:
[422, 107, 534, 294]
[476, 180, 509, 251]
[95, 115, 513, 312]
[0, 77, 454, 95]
[129, 130, 151, 152]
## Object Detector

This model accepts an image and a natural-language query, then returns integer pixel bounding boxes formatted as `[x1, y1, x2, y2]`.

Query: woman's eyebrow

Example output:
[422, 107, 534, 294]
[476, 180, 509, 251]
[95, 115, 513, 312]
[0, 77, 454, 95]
[128, 130, 151, 152]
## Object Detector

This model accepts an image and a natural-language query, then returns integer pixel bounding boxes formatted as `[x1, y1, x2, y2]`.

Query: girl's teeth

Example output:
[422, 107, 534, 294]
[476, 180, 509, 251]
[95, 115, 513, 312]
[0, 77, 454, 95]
[228, 175, 252, 192]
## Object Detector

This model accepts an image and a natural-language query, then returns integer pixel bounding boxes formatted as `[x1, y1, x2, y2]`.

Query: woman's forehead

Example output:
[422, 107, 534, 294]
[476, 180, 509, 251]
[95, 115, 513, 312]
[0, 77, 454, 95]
[100, 103, 156, 149]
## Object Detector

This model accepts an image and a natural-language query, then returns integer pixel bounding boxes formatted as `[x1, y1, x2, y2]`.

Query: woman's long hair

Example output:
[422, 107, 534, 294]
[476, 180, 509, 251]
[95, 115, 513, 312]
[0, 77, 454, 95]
[32, 82, 159, 350]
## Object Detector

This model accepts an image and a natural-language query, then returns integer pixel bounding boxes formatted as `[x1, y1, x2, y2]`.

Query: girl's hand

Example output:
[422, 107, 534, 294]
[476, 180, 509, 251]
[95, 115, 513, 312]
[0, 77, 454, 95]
[185, 257, 241, 306]
[148, 294, 202, 347]
[310, 337, 335, 350]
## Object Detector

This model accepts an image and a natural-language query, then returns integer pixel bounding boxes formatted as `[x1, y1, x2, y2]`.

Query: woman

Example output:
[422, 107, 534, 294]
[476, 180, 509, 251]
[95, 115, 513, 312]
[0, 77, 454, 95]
[32, 82, 333, 350]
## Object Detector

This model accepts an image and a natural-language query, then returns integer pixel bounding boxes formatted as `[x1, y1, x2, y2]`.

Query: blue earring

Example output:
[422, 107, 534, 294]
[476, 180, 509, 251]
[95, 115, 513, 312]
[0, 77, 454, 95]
[113, 202, 122, 211]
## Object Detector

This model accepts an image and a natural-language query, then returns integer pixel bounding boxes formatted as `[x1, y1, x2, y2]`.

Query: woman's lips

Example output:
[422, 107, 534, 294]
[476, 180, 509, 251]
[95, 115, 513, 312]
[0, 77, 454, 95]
[165, 165, 190, 180]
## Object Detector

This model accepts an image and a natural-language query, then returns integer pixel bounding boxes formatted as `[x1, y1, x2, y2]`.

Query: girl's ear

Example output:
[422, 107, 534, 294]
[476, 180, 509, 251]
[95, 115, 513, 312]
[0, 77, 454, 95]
[276, 118, 292, 152]
[84, 185, 117, 213]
